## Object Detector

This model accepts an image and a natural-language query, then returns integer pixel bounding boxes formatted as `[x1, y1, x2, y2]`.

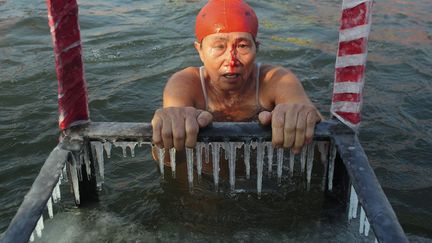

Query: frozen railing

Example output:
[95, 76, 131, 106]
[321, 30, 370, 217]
[1, 119, 408, 243]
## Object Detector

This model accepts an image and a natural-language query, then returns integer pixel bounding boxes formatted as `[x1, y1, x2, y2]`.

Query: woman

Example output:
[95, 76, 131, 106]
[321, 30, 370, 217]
[152, 0, 321, 162]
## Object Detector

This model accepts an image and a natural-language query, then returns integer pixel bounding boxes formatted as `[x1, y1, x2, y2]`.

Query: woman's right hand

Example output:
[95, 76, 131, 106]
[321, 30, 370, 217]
[151, 107, 213, 150]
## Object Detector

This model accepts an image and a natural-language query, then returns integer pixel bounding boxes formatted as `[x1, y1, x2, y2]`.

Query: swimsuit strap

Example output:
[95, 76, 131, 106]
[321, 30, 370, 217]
[199, 66, 209, 110]
[255, 62, 262, 110]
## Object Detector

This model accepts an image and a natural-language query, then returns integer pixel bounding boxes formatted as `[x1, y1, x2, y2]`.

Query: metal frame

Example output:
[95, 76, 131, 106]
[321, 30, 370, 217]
[2, 119, 408, 243]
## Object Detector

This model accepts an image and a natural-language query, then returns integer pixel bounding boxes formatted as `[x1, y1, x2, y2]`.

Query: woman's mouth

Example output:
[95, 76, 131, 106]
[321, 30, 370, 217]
[222, 73, 240, 79]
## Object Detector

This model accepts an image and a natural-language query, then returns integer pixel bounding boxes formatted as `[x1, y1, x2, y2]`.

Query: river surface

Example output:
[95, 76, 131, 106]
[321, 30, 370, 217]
[0, 0, 431, 242]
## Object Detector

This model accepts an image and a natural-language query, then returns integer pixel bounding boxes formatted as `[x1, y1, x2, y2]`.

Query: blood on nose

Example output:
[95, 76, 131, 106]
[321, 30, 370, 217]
[229, 42, 239, 72]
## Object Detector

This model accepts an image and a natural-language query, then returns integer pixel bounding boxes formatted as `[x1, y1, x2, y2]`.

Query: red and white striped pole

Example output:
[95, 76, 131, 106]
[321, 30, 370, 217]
[46, 0, 89, 130]
[331, 0, 374, 131]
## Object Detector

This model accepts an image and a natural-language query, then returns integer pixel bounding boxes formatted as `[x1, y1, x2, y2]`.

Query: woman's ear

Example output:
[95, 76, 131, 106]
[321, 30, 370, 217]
[194, 41, 205, 63]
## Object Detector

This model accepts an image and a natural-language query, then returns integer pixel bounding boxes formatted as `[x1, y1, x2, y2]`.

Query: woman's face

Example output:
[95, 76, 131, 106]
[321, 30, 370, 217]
[195, 32, 257, 91]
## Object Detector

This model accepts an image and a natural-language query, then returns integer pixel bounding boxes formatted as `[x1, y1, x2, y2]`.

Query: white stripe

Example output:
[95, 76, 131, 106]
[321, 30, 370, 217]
[333, 82, 363, 94]
[342, 0, 370, 10]
[331, 101, 361, 113]
[335, 54, 367, 68]
[339, 24, 371, 42]
[331, 111, 361, 129]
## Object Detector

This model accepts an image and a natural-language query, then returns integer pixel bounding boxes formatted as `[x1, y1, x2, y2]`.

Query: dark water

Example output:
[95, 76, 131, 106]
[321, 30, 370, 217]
[1, 0, 431, 242]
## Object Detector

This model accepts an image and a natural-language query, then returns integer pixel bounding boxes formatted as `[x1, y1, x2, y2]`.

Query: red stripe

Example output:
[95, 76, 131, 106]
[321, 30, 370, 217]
[338, 38, 367, 56]
[335, 111, 361, 124]
[335, 65, 365, 83]
[332, 93, 361, 102]
[341, 2, 368, 30]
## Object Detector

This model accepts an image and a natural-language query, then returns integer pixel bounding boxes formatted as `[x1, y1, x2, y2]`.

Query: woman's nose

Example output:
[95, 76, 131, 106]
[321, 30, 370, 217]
[226, 44, 239, 67]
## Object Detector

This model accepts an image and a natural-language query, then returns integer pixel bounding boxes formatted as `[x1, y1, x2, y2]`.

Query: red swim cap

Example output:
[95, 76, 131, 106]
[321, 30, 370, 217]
[195, 0, 259, 42]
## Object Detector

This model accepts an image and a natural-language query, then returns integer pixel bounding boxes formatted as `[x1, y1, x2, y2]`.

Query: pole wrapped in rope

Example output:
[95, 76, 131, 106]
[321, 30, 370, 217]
[331, 0, 374, 131]
[46, 0, 89, 130]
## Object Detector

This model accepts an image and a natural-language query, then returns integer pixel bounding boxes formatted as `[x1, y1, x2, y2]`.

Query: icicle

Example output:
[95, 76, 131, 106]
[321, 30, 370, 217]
[169, 148, 176, 178]
[69, 158, 80, 205]
[348, 185, 358, 221]
[186, 147, 194, 190]
[52, 179, 61, 203]
[35, 215, 44, 237]
[47, 197, 53, 219]
[30, 232, 34, 242]
[317, 141, 328, 165]
[61, 163, 68, 182]
[328, 143, 337, 191]
[306, 142, 316, 190]
[276, 148, 284, 184]
[157, 147, 165, 179]
[300, 146, 307, 173]
[103, 142, 112, 158]
[227, 142, 240, 191]
[83, 144, 92, 180]
[266, 142, 274, 177]
[359, 206, 365, 234]
[211, 142, 221, 190]
[364, 216, 371, 236]
[204, 140, 210, 164]
[92, 141, 105, 181]
[127, 142, 138, 157]
[289, 150, 295, 177]
[244, 140, 251, 179]
[114, 142, 128, 157]
[195, 143, 205, 179]
[223, 142, 229, 160]
[71, 152, 82, 181]
[256, 140, 265, 198]
[374, 238, 378, 243]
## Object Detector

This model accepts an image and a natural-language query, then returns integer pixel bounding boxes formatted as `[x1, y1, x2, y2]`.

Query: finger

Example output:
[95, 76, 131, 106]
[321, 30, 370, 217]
[151, 114, 163, 147]
[161, 115, 173, 149]
[258, 111, 272, 125]
[185, 115, 199, 148]
[271, 110, 285, 147]
[305, 111, 318, 144]
[293, 110, 308, 154]
[283, 109, 298, 149]
[171, 116, 185, 151]
[196, 110, 213, 128]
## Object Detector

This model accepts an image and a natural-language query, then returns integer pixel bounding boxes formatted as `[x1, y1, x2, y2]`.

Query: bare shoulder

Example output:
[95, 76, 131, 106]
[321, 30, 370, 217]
[163, 67, 205, 108]
[259, 64, 312, 105]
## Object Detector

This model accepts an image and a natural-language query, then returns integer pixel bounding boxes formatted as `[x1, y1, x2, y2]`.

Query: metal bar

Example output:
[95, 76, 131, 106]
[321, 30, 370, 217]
[1, 146, 69, 243]
[74, 120, 346, 142]
[333, 134, 408, 243]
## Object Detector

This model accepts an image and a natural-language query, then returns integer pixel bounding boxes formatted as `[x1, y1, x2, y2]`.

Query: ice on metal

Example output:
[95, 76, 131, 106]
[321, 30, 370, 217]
[306, 142, 316, 189]
[186, 147, 194, 190]
[289, 150, 295, 177]
[127, 142, 138, 157]
[52, 179, 61, 203]
[328, 143, 337, 191]
[113, 142, 129, 157]
[103, 141, 112, 158]
[256, 141, 265, 198]
[276, 148, 284, 184]
[300, 146, 307, 173]
[244, 140, 251, 179]
[35, 215, 44, 238]
[69, 158, 80, 205]
[204, 141, 210, 164]
[47, 197, 53, 219]
[227, 142, 242, 191]
[92, 141, 105, 181]
[157, 147, 165, 179]
[169, 147, 176, 178]
[83, 144, 92, 180]
[364, 215, 371, 236]
[195, 143, 205, 178]
[266, 142, 274, 177]
[348, 185, 358, 220]
[211, 142, 222, 189]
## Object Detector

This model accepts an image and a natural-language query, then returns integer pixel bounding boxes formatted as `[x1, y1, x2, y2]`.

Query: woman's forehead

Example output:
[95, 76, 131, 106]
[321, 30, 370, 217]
[204, 32, 254, 42]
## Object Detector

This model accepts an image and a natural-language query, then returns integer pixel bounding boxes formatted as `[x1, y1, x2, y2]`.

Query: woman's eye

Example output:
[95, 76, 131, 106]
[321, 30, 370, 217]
[237, 43, 250, 49]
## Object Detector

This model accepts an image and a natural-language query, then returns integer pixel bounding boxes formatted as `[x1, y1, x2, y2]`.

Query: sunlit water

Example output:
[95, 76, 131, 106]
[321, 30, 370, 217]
[1, 0, 431, 242]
